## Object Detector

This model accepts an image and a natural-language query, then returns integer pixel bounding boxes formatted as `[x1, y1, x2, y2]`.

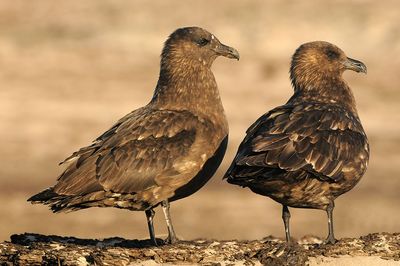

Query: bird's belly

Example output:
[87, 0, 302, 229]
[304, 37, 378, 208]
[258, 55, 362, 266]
[250, 177, 334, 209]
[169, 136, 228, 202]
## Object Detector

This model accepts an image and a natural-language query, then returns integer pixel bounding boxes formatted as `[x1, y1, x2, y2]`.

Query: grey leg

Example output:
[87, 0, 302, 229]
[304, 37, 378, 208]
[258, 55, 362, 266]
[324, 200, 336, 244]
[282, 205, 291, 243]
[145, 208, 157, 246]
[161, 200, 177, 244]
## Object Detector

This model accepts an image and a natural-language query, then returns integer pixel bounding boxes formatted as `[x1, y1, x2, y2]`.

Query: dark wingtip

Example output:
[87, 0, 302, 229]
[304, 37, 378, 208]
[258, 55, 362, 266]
[28, 188, 58, 202]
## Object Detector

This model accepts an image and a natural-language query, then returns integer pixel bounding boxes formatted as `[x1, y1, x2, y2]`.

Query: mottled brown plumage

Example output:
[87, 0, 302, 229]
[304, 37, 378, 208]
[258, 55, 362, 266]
[29, 27, 239, 245]
[225, 41, 368, 244]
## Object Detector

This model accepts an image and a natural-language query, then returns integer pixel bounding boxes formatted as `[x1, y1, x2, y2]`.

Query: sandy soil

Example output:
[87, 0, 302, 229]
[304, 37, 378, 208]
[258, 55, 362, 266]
[1, 0, 399, 245]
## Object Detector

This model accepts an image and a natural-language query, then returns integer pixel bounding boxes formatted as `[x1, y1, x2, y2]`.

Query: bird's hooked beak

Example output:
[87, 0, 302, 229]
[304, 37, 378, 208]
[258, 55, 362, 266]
[344, 57, 367, 74]
[214, 43, 240, 60]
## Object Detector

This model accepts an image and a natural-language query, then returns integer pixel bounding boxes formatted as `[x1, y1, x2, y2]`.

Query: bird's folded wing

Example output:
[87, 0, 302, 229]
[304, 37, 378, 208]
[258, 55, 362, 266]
[228, 104, 369, 182]
[54, 108, 216, 195]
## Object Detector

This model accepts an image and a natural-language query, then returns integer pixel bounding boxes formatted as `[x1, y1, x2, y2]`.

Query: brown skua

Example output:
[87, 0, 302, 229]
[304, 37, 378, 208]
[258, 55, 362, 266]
[225, 41, 368, 244]
[29, 26, 239, 245]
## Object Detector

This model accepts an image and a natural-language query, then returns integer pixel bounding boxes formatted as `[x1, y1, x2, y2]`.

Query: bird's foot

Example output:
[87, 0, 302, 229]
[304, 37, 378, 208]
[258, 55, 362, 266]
[164, 235, 179, 245]
[276, 239, 300, 255]
[322, 236, 337, 245]
[285, 240, 293, 247]
[283, 238, 298, 249]
[148, 237, 165, 247]
[150, 238, 158, 247]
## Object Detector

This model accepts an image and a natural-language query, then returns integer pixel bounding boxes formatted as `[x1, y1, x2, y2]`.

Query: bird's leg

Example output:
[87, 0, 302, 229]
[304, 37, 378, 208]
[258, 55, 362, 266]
[145, 208, 158, 246]
[282, 205, 291, 243]
[324, 200, 337, 244]
[161, 200, 177, 244]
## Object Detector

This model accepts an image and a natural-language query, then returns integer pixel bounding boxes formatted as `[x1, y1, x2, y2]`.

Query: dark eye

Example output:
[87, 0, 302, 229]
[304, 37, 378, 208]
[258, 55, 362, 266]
[326, 49, 339, 60]
[196, 38, 210, 46]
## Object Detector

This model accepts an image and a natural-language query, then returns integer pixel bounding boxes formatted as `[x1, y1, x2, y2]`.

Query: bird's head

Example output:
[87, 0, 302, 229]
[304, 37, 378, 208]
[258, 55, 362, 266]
[290, 41, 367, 91]
[161, 27, 239, 69]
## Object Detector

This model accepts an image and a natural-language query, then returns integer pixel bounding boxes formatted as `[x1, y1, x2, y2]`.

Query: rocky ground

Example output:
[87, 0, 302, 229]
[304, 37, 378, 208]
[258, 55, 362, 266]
[0, 232, 399, 265]
[1, 0, 400, 242]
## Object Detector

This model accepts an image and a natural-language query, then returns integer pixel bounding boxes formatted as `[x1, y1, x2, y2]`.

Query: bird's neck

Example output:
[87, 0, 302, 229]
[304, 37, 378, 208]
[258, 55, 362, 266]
[290, 75, 358, 114]
[151, 59, 227, 125]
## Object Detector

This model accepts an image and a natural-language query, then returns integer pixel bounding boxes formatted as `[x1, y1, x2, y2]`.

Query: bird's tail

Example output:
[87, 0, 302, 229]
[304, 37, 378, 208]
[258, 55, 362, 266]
[28, 187, 107, 212]
[27, 187, 73, 212]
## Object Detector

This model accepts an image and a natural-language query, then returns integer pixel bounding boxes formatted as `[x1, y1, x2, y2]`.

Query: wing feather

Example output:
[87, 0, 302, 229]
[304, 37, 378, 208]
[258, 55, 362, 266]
[225, 103, 369, 183]
[54, 108, 218, 196]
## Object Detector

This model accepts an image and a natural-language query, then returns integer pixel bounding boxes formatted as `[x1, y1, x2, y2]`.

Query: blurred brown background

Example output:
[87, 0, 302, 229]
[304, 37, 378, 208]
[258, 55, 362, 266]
[1, 0, 399, 242]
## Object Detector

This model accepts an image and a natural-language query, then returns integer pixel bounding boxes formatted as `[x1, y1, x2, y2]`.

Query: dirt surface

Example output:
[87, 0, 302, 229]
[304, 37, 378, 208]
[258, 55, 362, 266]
[0, 233, 399, 265]
[1, 0, 400, 243]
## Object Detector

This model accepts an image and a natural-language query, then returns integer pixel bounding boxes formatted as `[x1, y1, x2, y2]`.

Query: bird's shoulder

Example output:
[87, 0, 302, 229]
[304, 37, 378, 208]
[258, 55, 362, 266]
[250, 103, 365, 137]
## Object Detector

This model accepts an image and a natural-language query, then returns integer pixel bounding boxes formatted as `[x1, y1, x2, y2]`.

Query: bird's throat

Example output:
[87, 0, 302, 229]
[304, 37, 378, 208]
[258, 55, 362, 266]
[291, 75, 358, 114]
[151, 61, 226, 124]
